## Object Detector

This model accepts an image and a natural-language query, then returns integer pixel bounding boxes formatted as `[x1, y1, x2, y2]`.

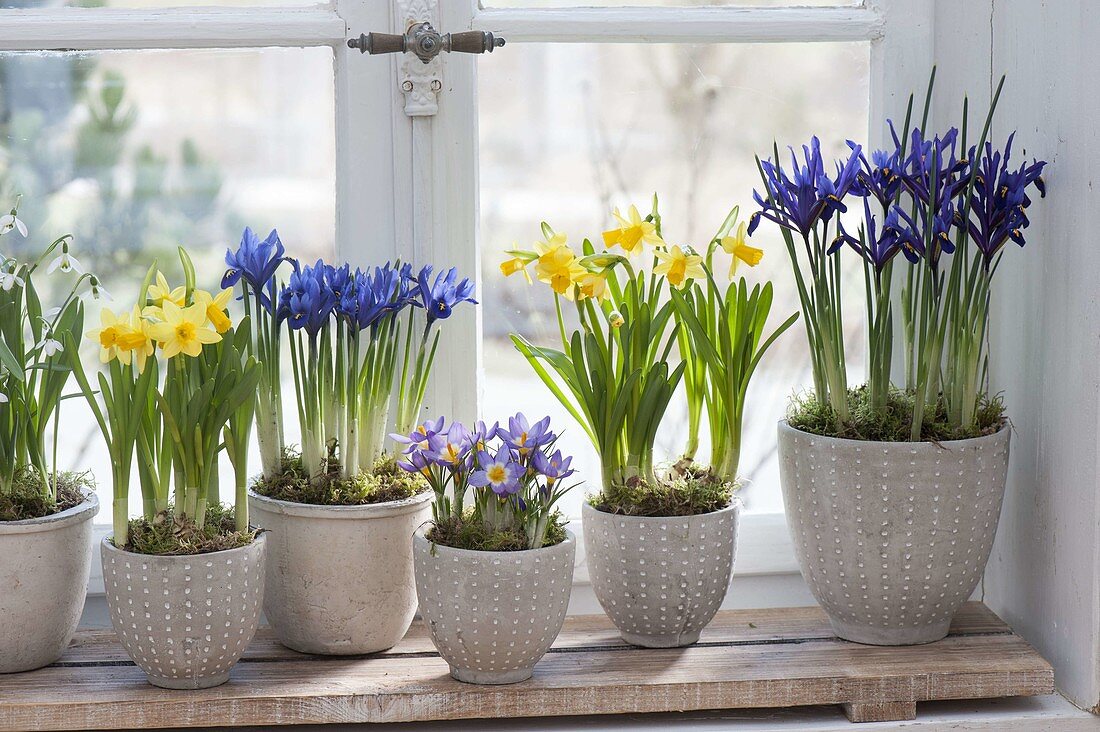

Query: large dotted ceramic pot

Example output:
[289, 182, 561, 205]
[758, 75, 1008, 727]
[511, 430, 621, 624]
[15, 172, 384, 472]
[413, 526, 575, 685]
[101, 533, 266, 689]
[582, 500, 741, 648]
[777, 421, 1010, 645]
[249, 489, 432, 655]
[0, 492, 99, 673]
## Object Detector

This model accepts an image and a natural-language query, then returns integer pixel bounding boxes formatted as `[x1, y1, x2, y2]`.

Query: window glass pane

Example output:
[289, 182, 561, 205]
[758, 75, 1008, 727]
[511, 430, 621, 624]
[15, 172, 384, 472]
[479, 41, 869, 518]
[0, 48, 335, 517]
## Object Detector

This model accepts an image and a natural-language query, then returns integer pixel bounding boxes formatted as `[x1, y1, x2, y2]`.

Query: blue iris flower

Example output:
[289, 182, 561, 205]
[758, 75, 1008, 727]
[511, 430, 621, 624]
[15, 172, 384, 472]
[222, 227, 287, 299]
[962, 133, 1047, 267]
[749, 136, 862, 240]
[278, 260, 335, 336]
[415, 266, 477, 325]
[830, 196, 904, 271]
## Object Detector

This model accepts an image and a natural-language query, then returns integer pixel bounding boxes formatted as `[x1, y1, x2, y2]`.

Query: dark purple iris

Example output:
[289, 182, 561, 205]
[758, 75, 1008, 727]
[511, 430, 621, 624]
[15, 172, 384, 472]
[415, 265, 477, 325]
[962, 134, 1047, 267]
[748, 136, 862, 240]
[850, 124, 905, 207]
[278, 260, 335, 336]
[222, 227, 287, 295]
[830, 196, 904, 270]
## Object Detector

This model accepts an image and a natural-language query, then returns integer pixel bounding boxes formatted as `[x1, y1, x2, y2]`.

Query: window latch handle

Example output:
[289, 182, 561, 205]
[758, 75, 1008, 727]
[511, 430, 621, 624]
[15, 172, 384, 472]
[348, 22, 505, 64]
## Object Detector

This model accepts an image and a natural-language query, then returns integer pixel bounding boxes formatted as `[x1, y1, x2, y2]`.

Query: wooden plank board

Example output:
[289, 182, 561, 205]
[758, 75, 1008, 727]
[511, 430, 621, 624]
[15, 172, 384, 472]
[0, 602, 1053, 730]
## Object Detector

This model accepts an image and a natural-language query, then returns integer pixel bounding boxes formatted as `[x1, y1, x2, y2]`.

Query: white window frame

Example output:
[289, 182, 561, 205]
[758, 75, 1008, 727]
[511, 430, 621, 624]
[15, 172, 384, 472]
[0, 0, 933, 603]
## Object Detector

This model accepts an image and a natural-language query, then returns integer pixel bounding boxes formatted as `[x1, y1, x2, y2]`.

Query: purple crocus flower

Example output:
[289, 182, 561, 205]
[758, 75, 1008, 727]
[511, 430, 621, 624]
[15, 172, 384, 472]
[830, 197, 903, 271]
[748, 136, 862, 239]
[469, 447, 521, 496]
[396, 448, 433, 477]
[415, 266, 477, 325]
[962, 134, 1047, 267]
[390, 416, 447, 451]
[499, 413, 555, 456]
[532, 448, 575, 485]
[222, 227, 286, 292]
[425, 421, 473, 467]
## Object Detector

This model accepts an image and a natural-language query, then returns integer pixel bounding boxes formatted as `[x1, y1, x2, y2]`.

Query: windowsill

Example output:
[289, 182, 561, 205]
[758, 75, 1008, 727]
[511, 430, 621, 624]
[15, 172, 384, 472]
[142, 696, 1094, 731]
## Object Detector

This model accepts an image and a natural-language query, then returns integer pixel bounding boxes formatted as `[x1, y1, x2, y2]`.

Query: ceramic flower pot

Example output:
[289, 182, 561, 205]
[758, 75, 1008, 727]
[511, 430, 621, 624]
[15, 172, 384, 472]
[413, 526, 575, 685]
[0, 492, 99, 673]
[101, 533, 266, 689]
[777, 420, 1010, 645]
[582, 500, 741, 648]
[248, 489, 432, 655]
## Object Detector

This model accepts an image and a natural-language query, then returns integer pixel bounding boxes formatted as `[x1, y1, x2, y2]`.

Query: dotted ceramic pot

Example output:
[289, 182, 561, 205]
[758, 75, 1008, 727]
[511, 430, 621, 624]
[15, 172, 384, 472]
[101, 533, 266, 689]
[249, 489, 432, 655]
[582, 500, 741, 648]
[0, 492, 99, 673]
[413, 526, 575, 685]
[777, 421, 1010, 645]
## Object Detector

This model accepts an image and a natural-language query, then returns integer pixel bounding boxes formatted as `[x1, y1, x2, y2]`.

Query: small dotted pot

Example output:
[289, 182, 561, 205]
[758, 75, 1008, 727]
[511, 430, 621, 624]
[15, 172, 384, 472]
[413, 526, 575, 685]
[101, 533, 267, 689]
[582, 500, 741, 648]
[249, 489, 432, 655]
[777, 421, 1010, 646]
[0, 492, 99, 673]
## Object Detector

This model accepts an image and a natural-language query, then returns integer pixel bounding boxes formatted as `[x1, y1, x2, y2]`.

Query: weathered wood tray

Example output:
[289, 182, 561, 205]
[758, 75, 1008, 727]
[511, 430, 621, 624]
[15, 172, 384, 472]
[0, 602, 1053, 729]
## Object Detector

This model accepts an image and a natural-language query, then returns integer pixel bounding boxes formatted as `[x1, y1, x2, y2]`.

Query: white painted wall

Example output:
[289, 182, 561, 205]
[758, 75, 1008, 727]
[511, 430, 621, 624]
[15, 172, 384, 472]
[932, 0, 1100, 712]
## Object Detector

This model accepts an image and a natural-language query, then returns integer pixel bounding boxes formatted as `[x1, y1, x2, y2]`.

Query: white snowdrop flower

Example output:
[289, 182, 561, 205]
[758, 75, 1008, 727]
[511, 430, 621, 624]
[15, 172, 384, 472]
[47, 250, 83, 275]
[0, 269, 24, 291]
[0, 213, 28, 238]
[0, 392, 8, 404]
[87, 276, 112, 302]
[43, 306, 62, 319]
[37, 338, 63, 358]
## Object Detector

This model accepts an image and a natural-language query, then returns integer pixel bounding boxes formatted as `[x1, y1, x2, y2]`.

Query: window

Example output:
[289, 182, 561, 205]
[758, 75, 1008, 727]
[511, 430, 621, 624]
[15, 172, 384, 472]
[0, 0, 928, 594]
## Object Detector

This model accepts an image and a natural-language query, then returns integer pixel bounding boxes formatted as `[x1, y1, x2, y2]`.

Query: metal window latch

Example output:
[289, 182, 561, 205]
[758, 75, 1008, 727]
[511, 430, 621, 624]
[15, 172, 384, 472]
[348, 23, 505, 64]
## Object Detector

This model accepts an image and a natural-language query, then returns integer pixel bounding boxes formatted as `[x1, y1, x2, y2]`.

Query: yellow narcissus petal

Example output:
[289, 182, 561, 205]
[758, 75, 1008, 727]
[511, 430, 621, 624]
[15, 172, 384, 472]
[654, 245, 705, 289]
[602, 204, 664, 255]
[500, 256, 533, 284]
[149, 272, 186, 308]
[721, 222, 765, 277]
[577, 272, 610, 301]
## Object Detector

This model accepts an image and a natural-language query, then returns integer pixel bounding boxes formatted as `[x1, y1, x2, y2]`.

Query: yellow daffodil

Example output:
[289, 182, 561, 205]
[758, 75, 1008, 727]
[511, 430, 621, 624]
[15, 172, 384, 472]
[124, 305, 156, 373]
[148, 271, 186, 309]
[85, 308, 130, 364]
[146, 300, 221, 358]
[500, 254, 534, 284]
[576, 271, 610, 301]
[720, 222, 764, 277]
[602, 205, 664, 255]
[84, 307, 153, 371]
[195, 288, 234, 334]
[533, 234, 585, 299]
[654, 245, 706, 289]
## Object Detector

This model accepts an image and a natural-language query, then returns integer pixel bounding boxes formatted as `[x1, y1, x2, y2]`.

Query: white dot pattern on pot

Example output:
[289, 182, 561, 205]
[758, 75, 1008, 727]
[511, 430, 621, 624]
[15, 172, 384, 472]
[414, 533, 575, 682]
[583, 502, 740, 647]
[778, 426, 1009, 643]
[101, 537, 266, 688]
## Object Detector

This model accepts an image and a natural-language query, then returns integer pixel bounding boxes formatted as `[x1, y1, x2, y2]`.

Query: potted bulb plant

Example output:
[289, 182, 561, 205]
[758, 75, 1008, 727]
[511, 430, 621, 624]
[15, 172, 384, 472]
[399, 414, 577, 685]
[71, 250, 265, 688]
[503, 201, 795, 648]
[0, 203, 102, 673]
[236, 229, 478, 655]
[755, 70, 1047, 645]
